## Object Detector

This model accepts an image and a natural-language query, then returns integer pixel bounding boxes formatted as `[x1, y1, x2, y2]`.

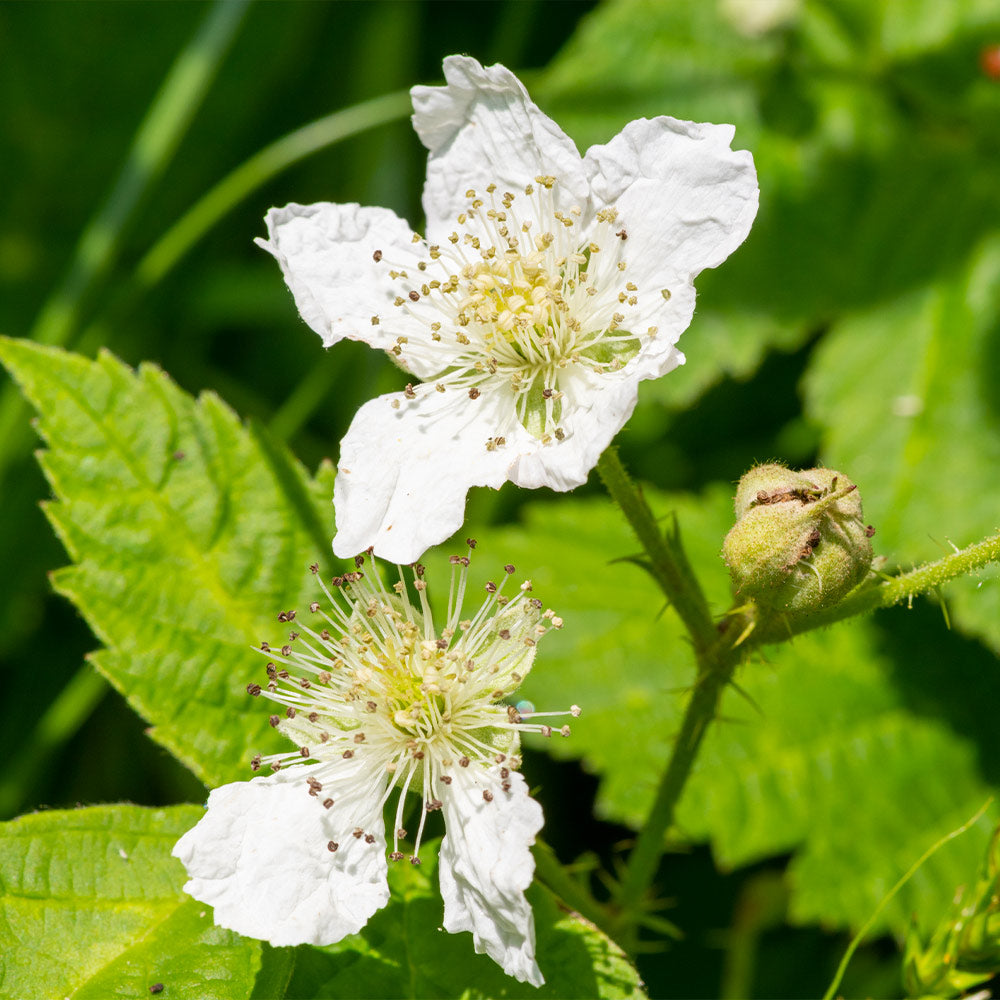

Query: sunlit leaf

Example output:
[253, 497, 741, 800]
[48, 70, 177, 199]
[287, 839, 646, 1000]
[468, 488, 998, 935]
[0, 338, 337, 788]
[0, 804, 261, 1000]
[803, 236, 1000, 653]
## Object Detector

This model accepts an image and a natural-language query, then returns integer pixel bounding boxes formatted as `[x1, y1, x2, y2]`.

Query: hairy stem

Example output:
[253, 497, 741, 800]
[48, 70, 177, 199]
[595, 447, 717, 658]
[614, 639, 740, 922]
[597, 447, 1000, 943]
[596, 446, 742, 927]
[751, 530, 1000, 647]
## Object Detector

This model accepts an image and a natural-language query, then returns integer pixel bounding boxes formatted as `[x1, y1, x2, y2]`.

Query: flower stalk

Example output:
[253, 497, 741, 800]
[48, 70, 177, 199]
[596, 448, 1000, 945]
[750, 530, 1000, 647]
[595, 446, 717, 659]
[596, 444, 744, 936]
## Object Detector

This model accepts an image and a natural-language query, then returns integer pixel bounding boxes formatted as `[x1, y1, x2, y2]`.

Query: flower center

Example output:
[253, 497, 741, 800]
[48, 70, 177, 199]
[378, 178, 669, 444]
[247, 548, 578, 864]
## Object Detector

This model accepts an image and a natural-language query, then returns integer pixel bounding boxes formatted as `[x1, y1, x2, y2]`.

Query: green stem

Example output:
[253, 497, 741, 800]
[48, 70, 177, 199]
[134, 88, 412, 287]
[533, 840, 615, 938]
[614, 641, 740, 921]
[822, 797, 993, 1000]
[752, 530, 1000, 647]
[595, 445, 744, 926]
[0, 666, 107, 818]
[0, 0, 249, 481]
[595, 446, 717, 658]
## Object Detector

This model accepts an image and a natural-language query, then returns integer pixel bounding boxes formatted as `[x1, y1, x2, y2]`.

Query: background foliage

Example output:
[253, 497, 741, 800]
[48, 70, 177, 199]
[2, 2, 999, 998]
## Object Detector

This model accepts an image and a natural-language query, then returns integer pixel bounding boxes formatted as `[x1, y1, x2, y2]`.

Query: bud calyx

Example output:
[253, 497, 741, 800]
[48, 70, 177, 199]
[723, 463, 874, 619]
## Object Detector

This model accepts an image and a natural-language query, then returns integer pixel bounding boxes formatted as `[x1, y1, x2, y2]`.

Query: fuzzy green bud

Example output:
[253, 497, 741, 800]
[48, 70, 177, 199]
[722, 463, 874, 618]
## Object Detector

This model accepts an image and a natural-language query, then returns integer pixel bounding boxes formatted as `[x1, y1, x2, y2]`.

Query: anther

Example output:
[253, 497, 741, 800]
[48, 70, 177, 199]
[365, 834, 376, 844]
[323, 798, 334, 809]
[327, 841, 339, 852]
[459, 756, 470, 767]
[246, 683, 261, 696]
[269, 715, 280, 727]
[342, 749, 354, 759]
[483, 790, 494, 802]
[372, 250, 383, 262]
[353, 828, 364, 839]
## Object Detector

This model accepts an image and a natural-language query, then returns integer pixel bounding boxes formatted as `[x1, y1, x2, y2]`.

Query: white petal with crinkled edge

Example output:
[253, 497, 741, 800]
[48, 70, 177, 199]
[411, 55, 589, 241]
[333, 384, 535, 562]
[584, 116, 759, 283]
[438, 767, 544, 986]
[509, 361, 671, 491]
[256, 203, 447, 379]
[172, 763, 390, 946]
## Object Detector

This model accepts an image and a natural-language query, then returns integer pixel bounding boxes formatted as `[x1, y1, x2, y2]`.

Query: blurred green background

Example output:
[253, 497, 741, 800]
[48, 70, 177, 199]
[3, 1, 1000, 997]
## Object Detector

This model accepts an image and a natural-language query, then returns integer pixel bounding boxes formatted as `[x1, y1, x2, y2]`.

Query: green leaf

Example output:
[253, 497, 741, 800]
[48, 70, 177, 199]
[0, 338, 338, 787]
[425, 486, 734, 833]
[286, 839, 645, 1000]
[684, 619, 997, 935]
[803, 236, 1000, 652]
[462, 488, 998, 936]
[536, 0, 1000, 420]
[534, 0, 814, 416]
[0, 804, 262, 1000]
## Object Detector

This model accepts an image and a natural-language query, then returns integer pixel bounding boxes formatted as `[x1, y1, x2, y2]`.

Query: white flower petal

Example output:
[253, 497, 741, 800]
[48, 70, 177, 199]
[333, 385, 532, 562]
[411, 55, 589, 238]
[439, 767, 544, 986]
[509, 370, 642, 491]
[257, 202, 445, 378]
[172, 763, 389, 946]
[584, 116, 759, 282]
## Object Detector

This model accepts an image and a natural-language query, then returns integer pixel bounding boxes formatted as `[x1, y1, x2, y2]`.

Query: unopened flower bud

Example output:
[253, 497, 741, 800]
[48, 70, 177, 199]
[722, 463, 873, 617]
